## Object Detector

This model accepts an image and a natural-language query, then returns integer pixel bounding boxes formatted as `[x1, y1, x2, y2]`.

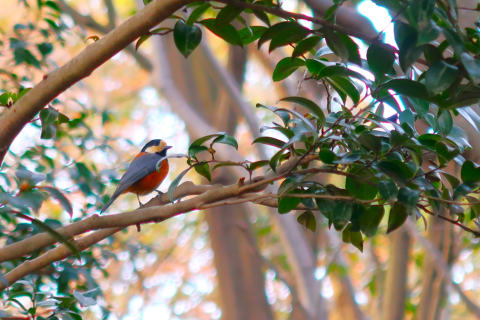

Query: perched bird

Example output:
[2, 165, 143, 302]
[100, 139, 172, 219]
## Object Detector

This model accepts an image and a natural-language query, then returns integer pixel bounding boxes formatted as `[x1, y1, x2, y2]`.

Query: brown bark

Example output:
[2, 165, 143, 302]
[381, 228, 410, 320]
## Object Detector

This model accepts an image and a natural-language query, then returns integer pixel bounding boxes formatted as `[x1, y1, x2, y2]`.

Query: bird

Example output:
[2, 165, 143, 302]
[100, 139, 172, 229]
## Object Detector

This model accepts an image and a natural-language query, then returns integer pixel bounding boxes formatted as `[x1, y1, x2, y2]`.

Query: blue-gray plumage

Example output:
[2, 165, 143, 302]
[100, 139, 171, 214]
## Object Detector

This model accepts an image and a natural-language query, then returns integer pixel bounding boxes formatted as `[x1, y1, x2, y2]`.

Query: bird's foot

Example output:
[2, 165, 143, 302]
[136, 223, 141, 232]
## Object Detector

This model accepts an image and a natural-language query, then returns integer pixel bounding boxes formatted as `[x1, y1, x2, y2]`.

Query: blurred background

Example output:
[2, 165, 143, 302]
[1, 0, 480, 319]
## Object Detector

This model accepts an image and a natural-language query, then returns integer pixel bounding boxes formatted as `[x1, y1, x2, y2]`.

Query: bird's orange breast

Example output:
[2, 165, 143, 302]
[124, 153, 169, 196]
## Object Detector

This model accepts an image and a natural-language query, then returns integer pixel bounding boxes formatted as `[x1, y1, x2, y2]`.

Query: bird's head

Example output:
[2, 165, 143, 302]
[141, 139, 172, 157]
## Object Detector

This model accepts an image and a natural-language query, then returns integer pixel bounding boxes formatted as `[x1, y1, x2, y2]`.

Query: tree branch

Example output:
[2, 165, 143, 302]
[57, 0, 153, 71]
[0, 0, 185, 167]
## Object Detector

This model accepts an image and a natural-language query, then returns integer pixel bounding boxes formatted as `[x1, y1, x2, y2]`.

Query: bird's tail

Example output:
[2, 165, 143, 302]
[100, 192, 121, 213]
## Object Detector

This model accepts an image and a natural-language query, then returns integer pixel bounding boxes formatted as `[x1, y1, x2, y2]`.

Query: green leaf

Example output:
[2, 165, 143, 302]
[461, 160, 480, 183]
[272, 57, 305, 82]
[212, 134, 238, 149]
[297, 210, 316, 232]
[425, 61, 458, 95]
[437, 109, 453, 137]
[249, 160, 270, 171]
[322, 28, 348, 63]
[387, 202, 408, 233]
[306, 59, 325, 75]
[167, 167, 192, 202]
[252, 136, 286, 148]
[173, 20, 202, 58]
[187, 3, 211, 25]
[253, 9, 270, 27]
[38, 186, 73, 217]
[200, 19, 243, 46]
[292, 36, 321, 59]
[360, 206, 385, 237]
[461, 53, 480, 85]
[367, 43, 395, 78]
[327, 76, 360, 103]
[358, 134, 382, 155]
[278, 174, 307, 195]
[188, 145, 209, 158]
[279, 96, 325, 124]
[238, 26, 267, 45]
[135, 34, 151, 52]
[397, 187, 420, 214]
[37, 42, 53, 57]
[14, 48, 40, 68]
[346, 177, 378, 200]
[351, 229, 364, 252]
[375, 161, 408, 187]
[318, 66, 372, 87]
[58, 113, 70, 124]
[453, 182, 478, 200]
[333, 201, 353, 231]
[269, 25, 310, 52]
[319, 149, 336, 164]
[40, 106, 59, 139]
[215, 4, 244, 28]
[411, 0, 435, 30]
[338, 33, 361, 66]
[442, 27, 465, 57]
[194, 162, 211, 182]
[258, 21, 298, 49]
[212, 162, 245, 171]
[381, 79, 434, 102]
[278, 197, 301, 213]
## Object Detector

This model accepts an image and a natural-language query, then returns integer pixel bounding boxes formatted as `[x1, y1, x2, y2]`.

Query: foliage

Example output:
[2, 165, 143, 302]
[2, 0, 480, 318]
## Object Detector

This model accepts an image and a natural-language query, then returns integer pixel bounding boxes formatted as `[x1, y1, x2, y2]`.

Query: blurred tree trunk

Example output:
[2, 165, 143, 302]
[160, 37, 274, 320]
[381, 228, 410, 320]
[415, 218, 454, 320]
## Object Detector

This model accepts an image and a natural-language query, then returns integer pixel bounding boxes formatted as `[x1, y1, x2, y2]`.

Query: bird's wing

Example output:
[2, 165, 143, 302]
[100, 153, 162, 213]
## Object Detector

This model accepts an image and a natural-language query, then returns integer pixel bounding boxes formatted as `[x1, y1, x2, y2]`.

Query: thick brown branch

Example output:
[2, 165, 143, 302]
[0, 0, 180, 166]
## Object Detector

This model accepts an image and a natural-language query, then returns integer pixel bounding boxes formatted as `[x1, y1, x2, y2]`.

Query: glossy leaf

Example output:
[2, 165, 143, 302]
[187, 3, 211, 25]
[387, 202, 408, 233]
[461, 160, 480, 183]
[173, 20, 202, 58]
[461, 53, 480, 85]
[269, 24, 310, 52]
[200, 19, 243, 46]
[279, 96, 325, 124]
[252, 136, 286, 148]
[215, 4, 244, 28]
[278, 197, 301, 213]
[360, 206, 385, 237]
[425, 61, 458, 95]
[319, 149, 336, 164]
[297, 210, 316, 232]
[194, 162, 211, 182]
[212, 134, 238, 149]
[272, 57, 305, 82]
[167, 167, 192, 202]
[292, 36, 321, 59]
[367, 43, 395, 78]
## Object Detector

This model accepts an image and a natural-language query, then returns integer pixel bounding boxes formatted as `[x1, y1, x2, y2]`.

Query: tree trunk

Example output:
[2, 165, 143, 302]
[381, 228, 410, 320]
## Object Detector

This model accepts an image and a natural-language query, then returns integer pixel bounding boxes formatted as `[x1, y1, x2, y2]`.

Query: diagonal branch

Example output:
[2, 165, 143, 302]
[0, 0, 188, 167]
[57, 0, 153, 71]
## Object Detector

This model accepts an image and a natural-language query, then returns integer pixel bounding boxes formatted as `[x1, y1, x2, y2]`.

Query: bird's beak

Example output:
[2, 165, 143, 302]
[165, 146, 173, 150]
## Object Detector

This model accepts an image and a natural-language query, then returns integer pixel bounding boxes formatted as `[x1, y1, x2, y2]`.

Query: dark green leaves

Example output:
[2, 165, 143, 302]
[278, 197, 301, 213]
[272, 58, 305, 82]
[410, 0, 435, 30]
[292, 36, 321, 59]
[461, 53, 480, 85]
[375, 161, 408, 186]
[194, 162, 211, 182]
[252, 137, 286, 148]
[200, 19, 242, 46]
[40, 106, 59, 139]
[387, 202, 408, 233]
[397, 187, 420, 214]
[322, 28, 348, 63]
[461, 160, 480, 183]
[360, 206, 385, 237]
[425, 61, 458, 95]
[367, 44, 395, 78]
[167, 167, 191, 202]
[381, 79, 434, 102]
[297, 211, 316, 232]
[378, 180, 398, 203]
[279, 96, 325, 124]
[174, 20, 202, 58]
[269, 24, 311, 52]
[215, 4, 244, 28]
[358, 134, 382, 155]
